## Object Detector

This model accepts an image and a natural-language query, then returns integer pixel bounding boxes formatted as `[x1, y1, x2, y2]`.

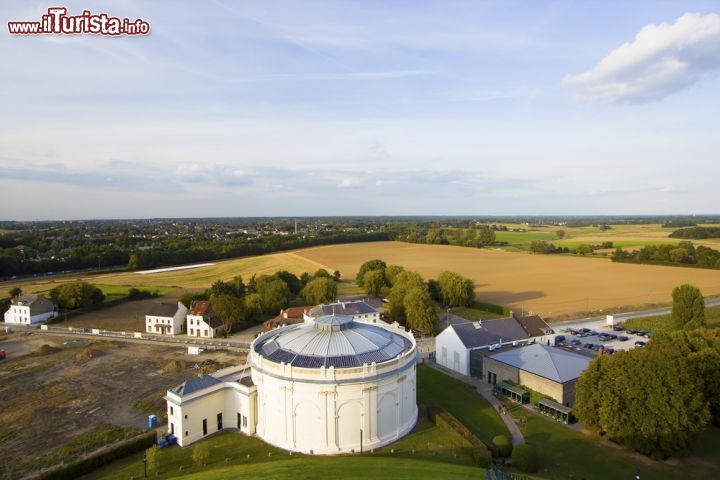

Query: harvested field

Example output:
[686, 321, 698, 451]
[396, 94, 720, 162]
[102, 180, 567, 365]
[294, 242, 720, 318]
[8, 239, 720, 320]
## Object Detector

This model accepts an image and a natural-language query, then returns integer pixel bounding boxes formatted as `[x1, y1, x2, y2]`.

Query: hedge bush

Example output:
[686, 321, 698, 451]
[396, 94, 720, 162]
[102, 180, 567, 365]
[492, 434, 512, 457]
[33, 431, 156, 480]
[427, 406, 492, 466]
[511, 443, 539, 473]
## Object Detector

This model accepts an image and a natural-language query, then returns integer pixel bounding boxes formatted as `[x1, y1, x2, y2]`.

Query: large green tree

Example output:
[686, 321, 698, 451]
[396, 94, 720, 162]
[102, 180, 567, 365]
[386, 271, 426, 322]
[355, 259, 386, 287]
[403, 286, 438, 333]
[50, 281, 105, 310]
[436, 271, 475, 307]
[672, 284, 705, 330]
[362, 269, 386, 296]
[255, 275, 292, 314]
[301, 277, 337, 305]
[211, 294, 246, 333]
[574, 343, 709, 458]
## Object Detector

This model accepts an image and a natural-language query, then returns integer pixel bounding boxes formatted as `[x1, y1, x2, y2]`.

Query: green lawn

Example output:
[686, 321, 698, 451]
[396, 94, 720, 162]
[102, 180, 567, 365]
[495, 231, 557, 246]
[97, 284, 175, 301]
[417, 365, 508, 445]
[520, 414, 720, 480]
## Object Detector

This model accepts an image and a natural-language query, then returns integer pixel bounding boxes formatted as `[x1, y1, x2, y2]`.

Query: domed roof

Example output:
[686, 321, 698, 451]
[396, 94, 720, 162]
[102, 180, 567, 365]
[253, 314, 413, 369]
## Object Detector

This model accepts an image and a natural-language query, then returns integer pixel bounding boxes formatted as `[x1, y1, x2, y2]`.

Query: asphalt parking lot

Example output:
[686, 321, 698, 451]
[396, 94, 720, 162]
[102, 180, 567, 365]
[550, 317, 650, 357]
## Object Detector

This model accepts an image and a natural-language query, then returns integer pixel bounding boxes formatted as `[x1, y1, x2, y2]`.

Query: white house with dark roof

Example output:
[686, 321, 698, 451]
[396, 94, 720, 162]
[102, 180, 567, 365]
[4, 294, 58, 325]
[435, 315, 551, 376]
[186, 300, 224, 338]
[484, 343, 592, 406]
[145, 301, 188, 335]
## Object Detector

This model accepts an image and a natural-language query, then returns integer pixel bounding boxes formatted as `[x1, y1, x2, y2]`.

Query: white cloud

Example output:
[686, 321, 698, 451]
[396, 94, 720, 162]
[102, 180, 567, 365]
[338, 177, 361, 189]
[563, 12, 720, 103]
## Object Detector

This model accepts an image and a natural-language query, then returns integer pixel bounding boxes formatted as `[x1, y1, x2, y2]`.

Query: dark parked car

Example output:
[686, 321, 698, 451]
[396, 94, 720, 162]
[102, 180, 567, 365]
[626, 329, 638, 335]
[613, 324, 625, 331]
[570, 339, 582, 346]
[634, 340, 646, 347]
[618, 335, 629, 342]
[643, 332, 652, 338]
[603, 347, 615, 354]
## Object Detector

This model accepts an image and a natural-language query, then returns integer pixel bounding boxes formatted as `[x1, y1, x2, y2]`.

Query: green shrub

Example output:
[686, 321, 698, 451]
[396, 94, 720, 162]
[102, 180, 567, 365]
[492, 434, 512, 457]
[511, 443, 539, 473]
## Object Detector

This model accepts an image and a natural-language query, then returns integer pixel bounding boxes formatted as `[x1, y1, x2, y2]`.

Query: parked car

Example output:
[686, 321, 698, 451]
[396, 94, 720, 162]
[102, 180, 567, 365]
[635, 330, 646, 337]
[618, 335, 629, 342]
[603, 347, 615, 354]
[643, 332, 652, 339]
[570, 339, 582, 346]
[634, 340, 646, 347]
[613, 324, 625, 331]
[626, 329, 638, 335]
[585, 342, 595, 349]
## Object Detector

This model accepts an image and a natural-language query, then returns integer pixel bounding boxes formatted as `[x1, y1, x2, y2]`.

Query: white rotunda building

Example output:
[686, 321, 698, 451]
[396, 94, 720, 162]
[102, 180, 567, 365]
[165, 314, 418, 454]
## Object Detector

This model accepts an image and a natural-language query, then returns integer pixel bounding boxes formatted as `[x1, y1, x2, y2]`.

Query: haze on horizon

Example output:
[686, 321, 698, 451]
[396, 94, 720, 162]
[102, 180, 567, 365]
[2, 1, 719, 221]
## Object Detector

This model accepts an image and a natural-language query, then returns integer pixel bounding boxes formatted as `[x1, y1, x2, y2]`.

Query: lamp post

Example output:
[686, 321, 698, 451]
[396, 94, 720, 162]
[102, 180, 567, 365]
[360, 428, 363, 453]
[143, 452, 147, 479]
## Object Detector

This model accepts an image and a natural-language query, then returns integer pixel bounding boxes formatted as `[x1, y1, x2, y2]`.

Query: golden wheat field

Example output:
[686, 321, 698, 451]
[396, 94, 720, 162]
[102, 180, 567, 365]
[9, 241, 720, 318]
[294, 242, 720, 317]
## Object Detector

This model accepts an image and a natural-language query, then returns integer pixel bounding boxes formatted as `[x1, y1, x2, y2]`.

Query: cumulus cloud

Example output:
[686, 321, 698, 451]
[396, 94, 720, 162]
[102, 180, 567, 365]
[563, 12, 720, 103]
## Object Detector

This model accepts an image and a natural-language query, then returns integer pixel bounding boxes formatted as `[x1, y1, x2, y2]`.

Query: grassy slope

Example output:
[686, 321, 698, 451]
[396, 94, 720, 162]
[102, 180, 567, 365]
[521, 414, 720, 480]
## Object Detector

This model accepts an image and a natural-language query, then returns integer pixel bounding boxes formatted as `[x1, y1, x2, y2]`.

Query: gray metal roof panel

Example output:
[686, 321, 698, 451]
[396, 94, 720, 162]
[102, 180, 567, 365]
[254, 314, 412, 368]
[488, 344, 591, 383]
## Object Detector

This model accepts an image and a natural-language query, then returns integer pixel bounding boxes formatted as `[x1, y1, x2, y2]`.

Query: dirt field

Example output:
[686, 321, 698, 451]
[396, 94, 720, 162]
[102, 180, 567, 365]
[294, 242, 720, 318]
[0, 331, 245, 478]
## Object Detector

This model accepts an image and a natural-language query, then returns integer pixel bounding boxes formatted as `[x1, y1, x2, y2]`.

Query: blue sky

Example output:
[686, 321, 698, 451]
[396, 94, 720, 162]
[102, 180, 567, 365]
[2, 1, 719, 220]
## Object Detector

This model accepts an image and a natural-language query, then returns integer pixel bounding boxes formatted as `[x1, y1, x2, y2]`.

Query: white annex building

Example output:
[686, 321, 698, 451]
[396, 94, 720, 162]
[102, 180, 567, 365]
[4, 294, 58, 325]
[165, 314, 418, 454]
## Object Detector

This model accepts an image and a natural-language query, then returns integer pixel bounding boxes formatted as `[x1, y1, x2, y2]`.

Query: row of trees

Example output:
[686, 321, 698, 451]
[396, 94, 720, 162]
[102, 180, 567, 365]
[180, 269, 340, 334]
[612, 241, 720, 268]
[574, 284, 717, 458]
[400, 226, 496, 248]
[669, 226, 720, 239]
[355, 259, 476, 333]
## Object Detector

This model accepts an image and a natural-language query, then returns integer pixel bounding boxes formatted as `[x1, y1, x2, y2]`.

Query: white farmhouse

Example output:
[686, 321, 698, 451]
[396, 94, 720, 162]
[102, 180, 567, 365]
[145, 301, 188, 335]
[4, 294, 58, 325]
[165, 314, 418, 454]
[186, 300, 224, 338]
